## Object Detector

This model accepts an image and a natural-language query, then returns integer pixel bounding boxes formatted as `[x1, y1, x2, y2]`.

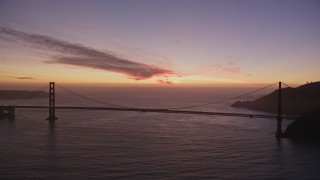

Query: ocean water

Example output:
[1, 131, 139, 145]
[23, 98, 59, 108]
[1, 87, 320, 179]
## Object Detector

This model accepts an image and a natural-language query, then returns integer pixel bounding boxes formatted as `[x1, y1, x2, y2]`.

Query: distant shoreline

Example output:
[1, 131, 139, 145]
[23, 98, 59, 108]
[0, 90, 48, 100]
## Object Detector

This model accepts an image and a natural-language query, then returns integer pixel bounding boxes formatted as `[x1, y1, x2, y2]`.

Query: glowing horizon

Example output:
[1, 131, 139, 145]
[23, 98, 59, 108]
[1, 0, 319, 87]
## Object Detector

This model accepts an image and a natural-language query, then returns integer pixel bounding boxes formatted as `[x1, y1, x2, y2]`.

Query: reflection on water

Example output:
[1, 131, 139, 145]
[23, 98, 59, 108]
[48, 120, 55, 132]
[0, 117, 15, 133]
[47, 120, 56, 150]
[0, 111, 320, 179]
[46, 119, 57, 174]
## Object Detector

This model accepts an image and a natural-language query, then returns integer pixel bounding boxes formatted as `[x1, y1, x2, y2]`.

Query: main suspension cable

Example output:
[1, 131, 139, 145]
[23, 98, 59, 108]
[168, 82, 278, 110]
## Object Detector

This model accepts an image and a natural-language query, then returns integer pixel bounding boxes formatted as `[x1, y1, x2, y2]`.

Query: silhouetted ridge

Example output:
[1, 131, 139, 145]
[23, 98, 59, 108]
[0, 90, 48, 100]
[231, 82, 320, 115]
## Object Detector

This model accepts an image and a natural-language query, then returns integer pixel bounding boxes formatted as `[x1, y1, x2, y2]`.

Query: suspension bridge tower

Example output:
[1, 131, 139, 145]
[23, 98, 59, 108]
[276, 81, 283, 137]
[47, 82, 58, 121]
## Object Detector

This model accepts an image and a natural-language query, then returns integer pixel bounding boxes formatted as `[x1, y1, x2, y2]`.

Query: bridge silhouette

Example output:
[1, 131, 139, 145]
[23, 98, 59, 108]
[1, 81, 316, 137]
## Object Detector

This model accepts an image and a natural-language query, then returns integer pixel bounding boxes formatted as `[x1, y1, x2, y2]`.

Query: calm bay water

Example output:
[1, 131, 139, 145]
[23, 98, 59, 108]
[1, 87, 320, 179]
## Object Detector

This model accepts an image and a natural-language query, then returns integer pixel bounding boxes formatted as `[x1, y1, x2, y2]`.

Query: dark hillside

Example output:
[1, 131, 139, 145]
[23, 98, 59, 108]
[232, 82, 320, 115]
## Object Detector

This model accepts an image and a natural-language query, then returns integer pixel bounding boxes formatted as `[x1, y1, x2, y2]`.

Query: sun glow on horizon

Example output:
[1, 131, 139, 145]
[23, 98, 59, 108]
[1, 0, 319, 88]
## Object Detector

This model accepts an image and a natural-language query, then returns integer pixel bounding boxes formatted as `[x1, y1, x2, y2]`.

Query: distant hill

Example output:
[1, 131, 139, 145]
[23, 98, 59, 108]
[231, 82, 320, 115]
[0, 90, 48, 100]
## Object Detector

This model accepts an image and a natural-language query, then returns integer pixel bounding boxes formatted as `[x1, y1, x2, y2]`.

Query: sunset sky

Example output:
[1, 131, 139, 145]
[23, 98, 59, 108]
[1, 0, 319, 87]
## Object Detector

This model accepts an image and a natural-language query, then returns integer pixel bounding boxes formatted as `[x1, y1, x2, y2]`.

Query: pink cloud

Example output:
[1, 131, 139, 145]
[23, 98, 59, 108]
[204, 56, 241, 75]
[199, 56, 253, 77]
[210, 63, 222, 69]
[225, 56, 235, 65]
[0, 26, 178, 81]
[222, 66, 241, 74]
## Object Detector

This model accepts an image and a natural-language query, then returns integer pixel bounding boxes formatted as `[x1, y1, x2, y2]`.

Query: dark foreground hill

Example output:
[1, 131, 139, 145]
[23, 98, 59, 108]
[285, 105, 320, 139]
[231, 82, 320, 115]
[0, 90, 48, 100]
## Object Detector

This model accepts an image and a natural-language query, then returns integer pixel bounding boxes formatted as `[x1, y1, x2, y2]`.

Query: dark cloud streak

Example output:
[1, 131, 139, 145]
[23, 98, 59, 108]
[0, 75, 35, 80]
[157, 79, 173, 85]
[0, 26, 175, 80]
[15, 76, 35, 80]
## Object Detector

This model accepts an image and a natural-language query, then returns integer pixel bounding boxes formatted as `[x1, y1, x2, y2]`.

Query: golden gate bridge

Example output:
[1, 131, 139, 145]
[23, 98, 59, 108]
[1, 81, 318, 137]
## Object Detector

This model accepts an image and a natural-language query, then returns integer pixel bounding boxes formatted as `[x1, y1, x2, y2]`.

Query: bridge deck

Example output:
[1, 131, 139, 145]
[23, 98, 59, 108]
[12, 105, 298, 120]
